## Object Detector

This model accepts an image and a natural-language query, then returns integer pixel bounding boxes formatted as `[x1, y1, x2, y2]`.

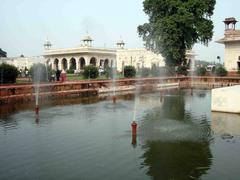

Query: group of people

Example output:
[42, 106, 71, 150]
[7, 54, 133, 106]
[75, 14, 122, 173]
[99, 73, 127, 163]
[50, 69, 66, 82]
[19, 67, 29, 77]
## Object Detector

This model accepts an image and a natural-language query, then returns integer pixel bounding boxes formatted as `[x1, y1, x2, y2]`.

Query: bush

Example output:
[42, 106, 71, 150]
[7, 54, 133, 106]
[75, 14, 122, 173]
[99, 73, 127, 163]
[195, 66, 206, 76]
[124, 65, 136, 78]
[151, 65, 160, 77]
[104, 66, 117, 79]
[176, 65, 188, 76]
[214, 65, 227, 76]
[139, 68, 150, 77]
[0, 63, 19, 84]
[151, 66, 175, 77]
[67, 69, 74, 74]
[83, 65, 99, 79]
[29, 63, 49, 82]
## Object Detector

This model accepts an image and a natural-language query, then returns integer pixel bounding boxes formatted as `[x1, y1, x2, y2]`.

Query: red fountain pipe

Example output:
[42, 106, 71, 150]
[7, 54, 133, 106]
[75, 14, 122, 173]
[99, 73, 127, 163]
[112, 96, 116, 104]
[131, 121, 137, 136]
[35, 105, 39, 115]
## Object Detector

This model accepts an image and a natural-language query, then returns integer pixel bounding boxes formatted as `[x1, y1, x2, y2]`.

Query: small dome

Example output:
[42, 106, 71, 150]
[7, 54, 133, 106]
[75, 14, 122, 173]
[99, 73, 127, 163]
[82, 33, 93, 41]
[44, 38, 52, 50]
[44, 40, 52, 46]
[117, 39, 125, 45]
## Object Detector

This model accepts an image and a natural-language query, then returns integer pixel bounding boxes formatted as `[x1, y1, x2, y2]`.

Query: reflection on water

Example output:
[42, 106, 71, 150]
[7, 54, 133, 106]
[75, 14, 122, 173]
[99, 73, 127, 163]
[138, 90, 213, 179]
[142, 141, 212, 179]
[0, 89, 240, 179]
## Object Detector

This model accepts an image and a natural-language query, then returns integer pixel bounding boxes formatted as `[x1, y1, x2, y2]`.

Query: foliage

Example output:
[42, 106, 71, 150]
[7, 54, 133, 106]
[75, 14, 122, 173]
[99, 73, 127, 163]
[124, 65, 136, 78]
[0, 63, 19, 84]
[214, 65, 227, 77]
[139, 67, 151, 77]
[176, 65, 188, 76]
[196, 66, 207, 76]
[0, 48, 7, 57]
[83, 65, 99, 79]
[138, 0, 216, 67]
[150, 65, 175, 77]
[67, 69, 74, 74]
[151, 65, 160, 77]
[29, 63, 49, 82]
[104, 66, 117, 79]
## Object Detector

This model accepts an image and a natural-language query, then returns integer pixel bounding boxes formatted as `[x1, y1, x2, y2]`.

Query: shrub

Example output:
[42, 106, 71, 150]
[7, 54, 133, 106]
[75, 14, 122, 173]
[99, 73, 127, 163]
[151, 65, 160, 77]
[139, 68, 150, 77]
[196, 66, 206, 76]
[67, 69, 74, 74]
[29, 63, 49, 82]
[0, 63, 19, 84]
[151, 66, 175, 77]
[176, 65, 188, 76]
[83, 65, 99, 79]
[124, 65, 136, 78]
[214, 65, 227, 76]
[104, 66, 117, 79]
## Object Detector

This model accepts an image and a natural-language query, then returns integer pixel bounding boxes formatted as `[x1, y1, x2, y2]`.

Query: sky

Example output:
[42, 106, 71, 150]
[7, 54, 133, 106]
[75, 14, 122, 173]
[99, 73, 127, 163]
[0, 0, 239, 63]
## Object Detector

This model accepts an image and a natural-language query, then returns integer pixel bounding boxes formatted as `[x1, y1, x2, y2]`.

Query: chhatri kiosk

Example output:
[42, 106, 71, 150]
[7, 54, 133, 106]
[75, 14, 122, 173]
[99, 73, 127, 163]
[217, 17, 240, 72]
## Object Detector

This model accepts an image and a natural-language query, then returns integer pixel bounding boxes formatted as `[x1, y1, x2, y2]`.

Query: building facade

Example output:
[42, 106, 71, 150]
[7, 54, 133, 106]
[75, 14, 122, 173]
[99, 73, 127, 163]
[44, 34, 195, 72]
[217, 17, 240, 71]
[0, 56, 44, 70]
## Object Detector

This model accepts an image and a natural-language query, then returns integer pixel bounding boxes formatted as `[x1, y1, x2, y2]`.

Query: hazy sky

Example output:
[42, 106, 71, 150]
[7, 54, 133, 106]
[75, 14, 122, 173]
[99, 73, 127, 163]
[0, 0, 239, 63]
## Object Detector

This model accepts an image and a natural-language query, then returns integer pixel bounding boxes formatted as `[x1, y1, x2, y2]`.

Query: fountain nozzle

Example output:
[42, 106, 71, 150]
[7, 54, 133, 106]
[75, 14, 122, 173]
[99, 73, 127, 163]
[112, 96, 116, 104]
[35, 105, 39, 115]
[131, 121, 137, 136]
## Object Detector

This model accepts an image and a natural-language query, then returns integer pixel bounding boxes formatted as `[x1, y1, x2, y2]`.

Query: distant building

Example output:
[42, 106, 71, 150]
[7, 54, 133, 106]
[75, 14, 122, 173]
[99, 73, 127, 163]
[217, 17, 240, 71]
[0, 56, 45, 70]
[44, 33, 195, 72]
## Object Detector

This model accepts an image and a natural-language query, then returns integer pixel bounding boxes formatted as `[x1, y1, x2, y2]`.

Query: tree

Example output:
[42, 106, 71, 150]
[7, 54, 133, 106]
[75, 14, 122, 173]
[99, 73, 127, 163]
[124, 66, 136, 78]
[214, 65, 227, 77]
[0, 63, 19, 84]
[0, 48, 7, 57]
[196, 66, 207, 76]
[29, 63, 49, 82]
[138, 0, 216, 67]
[83, 65, 99, 79]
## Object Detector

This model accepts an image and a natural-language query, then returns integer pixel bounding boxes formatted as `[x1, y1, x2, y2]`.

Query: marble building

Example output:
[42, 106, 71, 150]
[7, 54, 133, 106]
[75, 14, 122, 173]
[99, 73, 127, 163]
[44, 33, 195, 72]
[217, 17, 240, 71]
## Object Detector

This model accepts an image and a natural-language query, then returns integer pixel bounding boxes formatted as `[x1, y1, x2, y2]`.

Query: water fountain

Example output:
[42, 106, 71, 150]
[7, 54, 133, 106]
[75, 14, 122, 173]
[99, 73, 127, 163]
[111, 60, 117, 103]
[190, 59, 195, 96]
[34, 66, 41, 116]
[33, 63, 47, 117]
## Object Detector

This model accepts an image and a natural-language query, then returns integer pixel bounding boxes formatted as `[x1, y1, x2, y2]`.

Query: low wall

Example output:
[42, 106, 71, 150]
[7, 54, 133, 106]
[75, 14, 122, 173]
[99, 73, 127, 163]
[1, 76, 240, 104]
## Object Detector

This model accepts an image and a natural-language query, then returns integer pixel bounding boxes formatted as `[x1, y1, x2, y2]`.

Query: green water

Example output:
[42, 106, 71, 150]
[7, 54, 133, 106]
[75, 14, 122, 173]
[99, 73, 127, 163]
[0, 89, 240, 179]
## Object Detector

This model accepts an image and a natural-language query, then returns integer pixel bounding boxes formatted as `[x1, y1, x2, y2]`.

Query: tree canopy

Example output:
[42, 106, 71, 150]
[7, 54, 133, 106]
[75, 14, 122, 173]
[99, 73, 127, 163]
[0, 48, 7, 57]
[138, 0, 216, 67]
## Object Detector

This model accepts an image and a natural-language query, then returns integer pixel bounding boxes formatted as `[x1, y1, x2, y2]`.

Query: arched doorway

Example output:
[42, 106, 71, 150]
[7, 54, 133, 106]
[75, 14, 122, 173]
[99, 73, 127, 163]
[62, 58, 68, 70]
[90, 57, 97, 66]
[54, 58, 59, 70]
[99, 59, 104, 68]
[104, 59, 109, 69]
[79, 57, 85, 69]
[70, 58, 76, 70]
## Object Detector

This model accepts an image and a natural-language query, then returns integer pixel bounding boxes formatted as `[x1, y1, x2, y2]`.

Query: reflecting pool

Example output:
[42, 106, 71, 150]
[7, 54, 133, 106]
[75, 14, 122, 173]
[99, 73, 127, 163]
[0, 89, 240, 179]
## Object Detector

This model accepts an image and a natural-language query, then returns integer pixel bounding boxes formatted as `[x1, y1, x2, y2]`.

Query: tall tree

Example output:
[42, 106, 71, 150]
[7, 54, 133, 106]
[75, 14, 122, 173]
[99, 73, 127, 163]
[138, 0, 216, 67]
[0, 48, 7, 57]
